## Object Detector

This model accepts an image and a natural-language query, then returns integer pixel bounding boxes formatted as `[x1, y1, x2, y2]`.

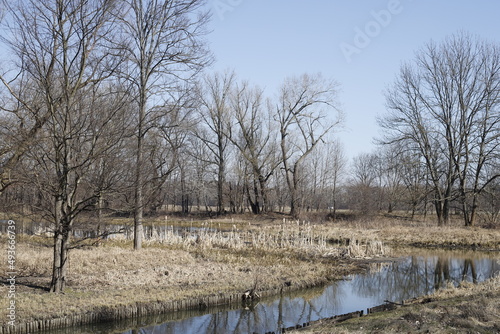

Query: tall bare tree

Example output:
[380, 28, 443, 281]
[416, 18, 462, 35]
[1, 0, 124, 292]
[227, 81, 279, 213]
[275, 73, 342, 217]
[308, 139, 346, 217]
[194, 70, 235, 214]
[120, 0, 211, 249]
[381, 32, 500, 226]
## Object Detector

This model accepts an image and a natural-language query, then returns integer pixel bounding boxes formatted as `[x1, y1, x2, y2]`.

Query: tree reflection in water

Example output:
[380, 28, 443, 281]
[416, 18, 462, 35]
[124, 253, 497, 334]
[47, 252, 499, 334]
[352, 253, 498, 303]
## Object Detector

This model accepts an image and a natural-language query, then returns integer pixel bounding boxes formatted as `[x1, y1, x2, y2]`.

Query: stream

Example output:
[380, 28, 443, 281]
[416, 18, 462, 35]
[45, 249, 500, 334]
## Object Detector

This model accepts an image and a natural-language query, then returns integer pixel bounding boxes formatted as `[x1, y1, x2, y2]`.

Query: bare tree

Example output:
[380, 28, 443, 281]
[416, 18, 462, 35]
[319, 140, 346, 218]
[227, 81, 279, 213]
[275, 73, 342, 217]
[352, 153, 379, 188]
[1, 0, 124, 292]
[392, 143, 429, 219]
[381, 32, 500, 226]
[349, 152, 382, 216]
[120, 0, 212, 249]
[301, 140, 345, 212]
[194, 70, 235, 214]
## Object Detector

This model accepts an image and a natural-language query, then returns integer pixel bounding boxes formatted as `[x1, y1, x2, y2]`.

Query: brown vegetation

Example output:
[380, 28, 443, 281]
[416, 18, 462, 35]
[0, 220, 386, 328]
[1, 215, 499, 332]
[324, 217, 500, 251]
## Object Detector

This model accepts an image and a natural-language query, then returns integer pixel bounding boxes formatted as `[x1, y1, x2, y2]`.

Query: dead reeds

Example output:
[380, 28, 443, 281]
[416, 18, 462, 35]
[0, 218, 388, 329]
[140, 220, 389, 259]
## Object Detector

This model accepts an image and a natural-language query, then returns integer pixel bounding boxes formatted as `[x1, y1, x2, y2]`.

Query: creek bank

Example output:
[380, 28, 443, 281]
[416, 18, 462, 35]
[281, 297, 436, 333]
[3, 219, 498, 333]
[291, 275, 500, 334]
[0, 237, 379, 334]
[38, 250, 500, 333]
[403, 241, 500, 252]
[0, 278, 332, 334]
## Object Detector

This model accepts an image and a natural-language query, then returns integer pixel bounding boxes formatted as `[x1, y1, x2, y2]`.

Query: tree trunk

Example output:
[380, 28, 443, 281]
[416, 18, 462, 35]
[180, 167, 189, 214]
[468, 203, 477, 227]
[134, 101, 145, 250]
[289, 162, 302, 218]
[289, 189, 299, 218]
[435, 199, 444, 226]
[50, 215, 70, 293]
[246, 180, 260, 214]
[258, 174, 268, 213]
[434, 192, 451, 226]
[463, 199, 478, 227]
[217, 153, 224, 215]
[443, 198, 450, 225]
[134, 169, 144, 250]
[251, 178, 261, 214]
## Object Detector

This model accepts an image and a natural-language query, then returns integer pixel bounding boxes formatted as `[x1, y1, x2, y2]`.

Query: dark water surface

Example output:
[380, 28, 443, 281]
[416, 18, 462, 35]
[45, 250, 499, 334]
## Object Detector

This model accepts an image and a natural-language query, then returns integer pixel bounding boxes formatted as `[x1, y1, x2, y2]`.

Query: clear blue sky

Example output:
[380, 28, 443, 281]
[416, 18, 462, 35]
[1, 1, 499, 161]
[205, 0, 500, 161]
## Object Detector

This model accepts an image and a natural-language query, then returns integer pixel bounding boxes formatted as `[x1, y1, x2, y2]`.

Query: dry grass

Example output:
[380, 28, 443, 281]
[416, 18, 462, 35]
[295, 216, 500, 251]
[1, 214, 498, 330]
[0, 222, 386, 325]
[137, 221, 390, 259]
[192, 214, 500, 251]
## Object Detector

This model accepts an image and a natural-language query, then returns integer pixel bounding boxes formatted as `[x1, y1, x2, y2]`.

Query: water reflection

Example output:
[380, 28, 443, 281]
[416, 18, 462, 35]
[351, 254, 498, 304]
[131, 255, 499, 334]
[45, 251, 499, 334]
[0, 220, 217, 241]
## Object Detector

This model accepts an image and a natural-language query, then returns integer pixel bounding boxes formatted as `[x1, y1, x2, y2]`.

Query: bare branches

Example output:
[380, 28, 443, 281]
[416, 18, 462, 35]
[276, 73, 343, 217]
[193, 70, 236, 214]
[380, 32, 500, 226]
[117, 0, 212, 250]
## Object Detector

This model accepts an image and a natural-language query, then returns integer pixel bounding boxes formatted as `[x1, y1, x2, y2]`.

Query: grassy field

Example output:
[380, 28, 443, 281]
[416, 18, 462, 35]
[0, 219, 385, 327]
[0, 214, 499, 331]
